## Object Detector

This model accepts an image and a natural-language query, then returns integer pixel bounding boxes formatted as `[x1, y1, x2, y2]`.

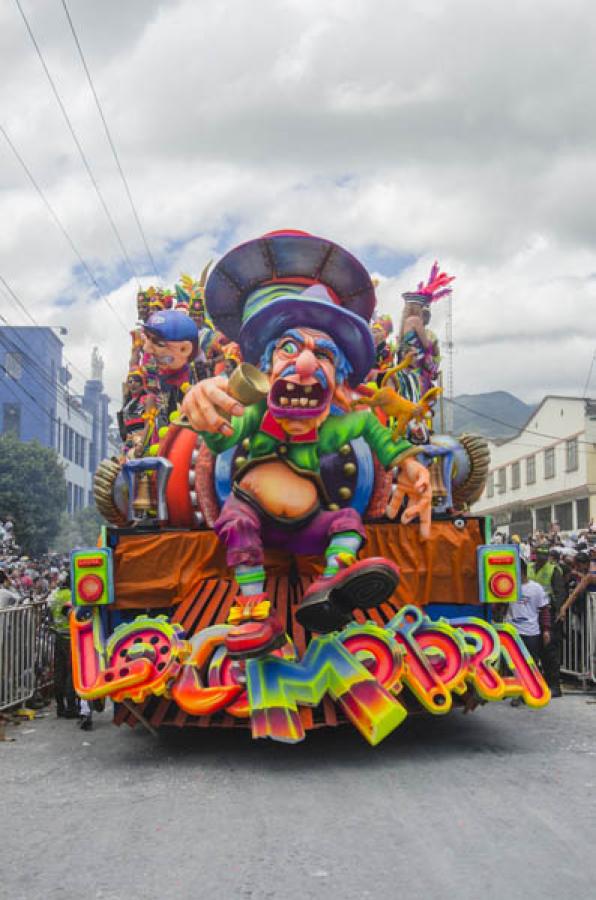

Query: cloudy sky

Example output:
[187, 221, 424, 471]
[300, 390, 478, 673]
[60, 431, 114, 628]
[1, 0, 595, 416]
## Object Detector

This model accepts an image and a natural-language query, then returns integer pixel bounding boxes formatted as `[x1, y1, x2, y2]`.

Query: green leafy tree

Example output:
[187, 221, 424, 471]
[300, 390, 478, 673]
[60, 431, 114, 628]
[0, 434, 67, 556]
[52, 506, 105, 554]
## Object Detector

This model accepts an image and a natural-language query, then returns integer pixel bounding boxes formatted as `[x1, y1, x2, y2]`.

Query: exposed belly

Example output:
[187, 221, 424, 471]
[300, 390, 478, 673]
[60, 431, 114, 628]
[239, 461, 319, 519]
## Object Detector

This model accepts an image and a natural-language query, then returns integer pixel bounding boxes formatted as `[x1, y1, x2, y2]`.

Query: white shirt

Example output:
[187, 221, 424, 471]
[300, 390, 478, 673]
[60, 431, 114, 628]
[0, 587, 19, 609]
[507, 579, 548, 636]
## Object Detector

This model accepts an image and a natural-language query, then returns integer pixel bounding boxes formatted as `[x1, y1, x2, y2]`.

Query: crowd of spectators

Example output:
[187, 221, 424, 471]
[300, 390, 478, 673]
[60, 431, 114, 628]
[0, 521, 67, 609]
[0, 520, 103, 729]
[493, 522, 596, 697]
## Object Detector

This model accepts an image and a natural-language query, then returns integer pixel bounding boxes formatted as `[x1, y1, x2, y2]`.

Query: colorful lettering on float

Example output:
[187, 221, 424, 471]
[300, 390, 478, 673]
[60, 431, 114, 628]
[70, 605, 550, 745]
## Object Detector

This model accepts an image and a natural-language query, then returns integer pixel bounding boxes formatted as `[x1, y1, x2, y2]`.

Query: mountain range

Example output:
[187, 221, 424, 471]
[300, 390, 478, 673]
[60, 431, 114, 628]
[443, 391, 536, 440]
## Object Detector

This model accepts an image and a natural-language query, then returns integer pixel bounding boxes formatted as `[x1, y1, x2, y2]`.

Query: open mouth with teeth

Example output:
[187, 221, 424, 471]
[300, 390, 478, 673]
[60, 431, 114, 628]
[268, 379, 330, 418]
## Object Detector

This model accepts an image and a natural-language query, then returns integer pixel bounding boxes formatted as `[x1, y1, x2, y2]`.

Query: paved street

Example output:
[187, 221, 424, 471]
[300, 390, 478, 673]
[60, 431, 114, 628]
[1, 693, 595, 900]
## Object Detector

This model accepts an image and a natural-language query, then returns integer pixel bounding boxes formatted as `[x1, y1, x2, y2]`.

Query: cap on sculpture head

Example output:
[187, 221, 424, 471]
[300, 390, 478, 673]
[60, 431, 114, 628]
[144, 309, 198, 344]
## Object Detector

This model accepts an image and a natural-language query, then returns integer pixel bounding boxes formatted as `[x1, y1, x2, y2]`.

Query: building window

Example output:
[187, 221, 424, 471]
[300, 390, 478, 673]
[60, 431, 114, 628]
[576, 497, 589, 528]
[544, 447, 555, 479]
[526, 455, 536, 485]
[536, 506, 551, 531]
[497, 467, 506, 494]
[2, 402, 21, 437]
[511, 461, 520, 490]
[487, 473, 494, 499]
[566, 437, 578, 472]
[554, 502, 572, 532]
[63, 424, 68, 457]
[4, 351, 23, 380]
[66, 481, 73, 513]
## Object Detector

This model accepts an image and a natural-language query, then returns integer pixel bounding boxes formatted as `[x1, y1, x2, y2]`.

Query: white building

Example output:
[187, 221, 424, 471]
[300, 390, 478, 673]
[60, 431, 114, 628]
[474, 396, 596, 536]
[55, 389, 94, 513]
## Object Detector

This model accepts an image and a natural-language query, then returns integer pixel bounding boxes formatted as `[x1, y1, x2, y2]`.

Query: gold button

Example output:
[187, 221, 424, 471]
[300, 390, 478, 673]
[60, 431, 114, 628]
[343, 462, 357, 477]
[338, 486, 352, 500]
[242, 438, 250, 451]
[234, 456, 247, 468]
[339, 444, 351, 456]
[328, 503, 340, 511]
[278, 444, 288, 455]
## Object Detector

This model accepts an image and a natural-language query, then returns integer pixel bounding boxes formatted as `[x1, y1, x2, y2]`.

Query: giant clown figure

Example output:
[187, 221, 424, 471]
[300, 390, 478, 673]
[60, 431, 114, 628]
[182, 231, 432, 659]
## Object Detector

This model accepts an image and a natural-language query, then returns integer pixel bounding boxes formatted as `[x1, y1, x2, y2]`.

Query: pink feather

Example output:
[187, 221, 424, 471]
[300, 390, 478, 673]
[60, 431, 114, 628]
[418, 262, 455, 300]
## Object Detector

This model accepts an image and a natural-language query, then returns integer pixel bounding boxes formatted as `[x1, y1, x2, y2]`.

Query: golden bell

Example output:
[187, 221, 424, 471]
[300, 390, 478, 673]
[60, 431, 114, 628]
[132, 473, 153, 515]
[227, 363, 270, 406]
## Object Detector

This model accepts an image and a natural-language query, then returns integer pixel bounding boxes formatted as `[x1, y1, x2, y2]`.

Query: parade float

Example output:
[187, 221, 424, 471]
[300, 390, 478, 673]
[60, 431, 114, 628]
[70, 230, 549, 745]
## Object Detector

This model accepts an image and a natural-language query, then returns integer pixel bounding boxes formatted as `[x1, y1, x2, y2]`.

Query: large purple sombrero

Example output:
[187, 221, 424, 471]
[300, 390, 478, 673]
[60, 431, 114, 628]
[205, 230, 376, 386]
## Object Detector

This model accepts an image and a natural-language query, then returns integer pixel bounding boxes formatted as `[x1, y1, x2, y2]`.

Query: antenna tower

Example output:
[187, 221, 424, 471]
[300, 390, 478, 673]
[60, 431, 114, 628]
[445, 292, 454, 432]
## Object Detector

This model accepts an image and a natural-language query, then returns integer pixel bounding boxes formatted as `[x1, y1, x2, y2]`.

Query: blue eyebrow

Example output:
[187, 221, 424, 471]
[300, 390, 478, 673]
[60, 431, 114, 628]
[280, 331, 339, 358]
[314, 338, 339, 358]
[280, 329, 306, 346]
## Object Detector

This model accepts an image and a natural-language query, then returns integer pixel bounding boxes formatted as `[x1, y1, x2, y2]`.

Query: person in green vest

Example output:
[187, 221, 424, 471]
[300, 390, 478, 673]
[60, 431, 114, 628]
[49, 573, 78, 718]
[528, 545, 566, 697]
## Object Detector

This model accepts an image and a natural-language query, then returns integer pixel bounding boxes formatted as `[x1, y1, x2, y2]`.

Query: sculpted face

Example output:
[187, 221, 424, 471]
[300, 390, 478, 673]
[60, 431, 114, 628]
[404, 301, 424, 319]
[267, 327, 345, 435]
[143, 332, 193, 372]
[127, 374, 144, 395]
[372, 323, 385, 348]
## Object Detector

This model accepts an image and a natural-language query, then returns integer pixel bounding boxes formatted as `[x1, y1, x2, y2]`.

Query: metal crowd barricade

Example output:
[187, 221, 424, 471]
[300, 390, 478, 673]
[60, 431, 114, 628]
[560, 592, 596, 687]
[0, 598, 55, 712]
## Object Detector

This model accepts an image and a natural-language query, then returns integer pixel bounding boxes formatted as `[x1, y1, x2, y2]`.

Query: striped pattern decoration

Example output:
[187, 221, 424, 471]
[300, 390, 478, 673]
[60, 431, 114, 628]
[242, 283, 310, 325]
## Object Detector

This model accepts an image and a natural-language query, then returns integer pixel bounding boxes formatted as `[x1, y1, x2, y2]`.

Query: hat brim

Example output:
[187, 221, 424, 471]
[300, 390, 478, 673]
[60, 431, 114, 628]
[239, 296, 375, 387]
[206, 232, 376, 343]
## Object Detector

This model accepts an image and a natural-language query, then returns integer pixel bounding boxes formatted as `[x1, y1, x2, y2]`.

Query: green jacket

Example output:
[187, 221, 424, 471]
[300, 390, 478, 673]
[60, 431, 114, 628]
[50, 587, 72, 636]
[202, 402, 417, 476]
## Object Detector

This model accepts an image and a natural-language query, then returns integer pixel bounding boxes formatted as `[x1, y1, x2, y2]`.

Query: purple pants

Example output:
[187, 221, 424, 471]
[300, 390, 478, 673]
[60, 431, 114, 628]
[214, 494, 366, 568]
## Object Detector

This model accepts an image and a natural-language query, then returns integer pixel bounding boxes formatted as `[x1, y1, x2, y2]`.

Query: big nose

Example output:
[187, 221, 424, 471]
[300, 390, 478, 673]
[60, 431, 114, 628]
[295, 348, 318, 378]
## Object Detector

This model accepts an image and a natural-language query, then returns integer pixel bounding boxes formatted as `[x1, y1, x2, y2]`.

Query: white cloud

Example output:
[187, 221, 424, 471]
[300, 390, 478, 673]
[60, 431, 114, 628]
[1, 0, 596, 415]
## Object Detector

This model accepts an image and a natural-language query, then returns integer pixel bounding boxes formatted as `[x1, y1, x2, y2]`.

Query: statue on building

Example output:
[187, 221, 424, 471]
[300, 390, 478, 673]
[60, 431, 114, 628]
[91, 346, 104, 383]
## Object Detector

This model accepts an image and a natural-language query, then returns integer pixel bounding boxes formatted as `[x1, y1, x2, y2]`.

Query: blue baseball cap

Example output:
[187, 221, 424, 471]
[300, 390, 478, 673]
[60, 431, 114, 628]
[144, 310, 198, 343]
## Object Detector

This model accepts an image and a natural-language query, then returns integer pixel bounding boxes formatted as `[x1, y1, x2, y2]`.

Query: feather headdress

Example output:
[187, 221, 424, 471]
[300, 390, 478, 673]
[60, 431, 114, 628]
[403, 261, 455, 305]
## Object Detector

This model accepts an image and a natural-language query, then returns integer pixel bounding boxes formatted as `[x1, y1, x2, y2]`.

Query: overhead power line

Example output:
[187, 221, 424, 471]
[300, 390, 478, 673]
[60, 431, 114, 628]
[0, 274, 91, 389]
[582, 350, 595, 398]
[0, 124, 129, 333]
[0, 362, 56, 431]
[0, 330, 82, 410]
[14, 0, 139, 284]
[0, 302, 89, 404]
[60, 0, 159, 279]
[448, 396, 595, 447]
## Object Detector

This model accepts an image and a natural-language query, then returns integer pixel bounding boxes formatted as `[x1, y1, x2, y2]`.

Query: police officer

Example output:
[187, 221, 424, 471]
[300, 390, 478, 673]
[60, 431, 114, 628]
[49, 573, 78, 718]
[529, 545, 565, 696]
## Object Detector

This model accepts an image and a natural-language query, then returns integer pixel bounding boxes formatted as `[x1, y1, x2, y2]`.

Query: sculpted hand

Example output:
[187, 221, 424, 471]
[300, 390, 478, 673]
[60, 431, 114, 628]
[180, 376, 246, 437]
[386, 457, 432, 540]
